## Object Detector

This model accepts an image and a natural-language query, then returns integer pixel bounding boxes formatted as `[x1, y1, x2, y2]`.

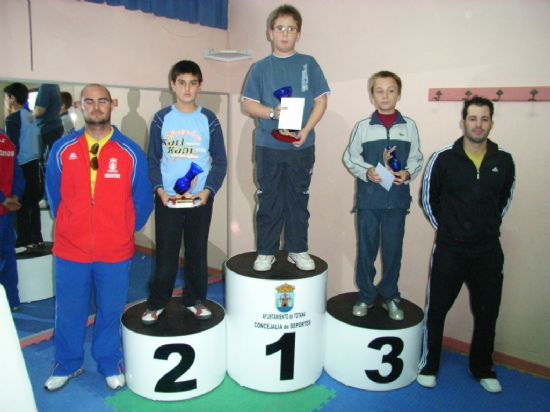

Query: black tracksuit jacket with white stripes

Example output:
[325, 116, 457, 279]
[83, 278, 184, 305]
[421, 137, 515, 249]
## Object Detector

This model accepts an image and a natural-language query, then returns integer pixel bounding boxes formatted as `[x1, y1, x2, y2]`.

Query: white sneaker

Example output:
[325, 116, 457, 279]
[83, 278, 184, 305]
[480, 378, 502, 393]
[416, 374, 437, 388]
[287, 252, 315, 271]
[253, 254, 275, 271]
[44, 368, 84, 391]
[106, 373, 126, 390]
[141, 308, 165, 325]
[186, 303, 212, 320]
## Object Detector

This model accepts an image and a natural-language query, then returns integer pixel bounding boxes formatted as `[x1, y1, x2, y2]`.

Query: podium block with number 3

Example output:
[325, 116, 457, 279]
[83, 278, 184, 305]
[324, 292, 423, 390]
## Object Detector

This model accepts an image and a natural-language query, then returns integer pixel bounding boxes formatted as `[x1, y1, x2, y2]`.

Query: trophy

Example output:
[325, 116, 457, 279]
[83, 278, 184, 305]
[386, 145, 402, 172]
[271, 86, 300, 143]
[168, 162, 203, 208]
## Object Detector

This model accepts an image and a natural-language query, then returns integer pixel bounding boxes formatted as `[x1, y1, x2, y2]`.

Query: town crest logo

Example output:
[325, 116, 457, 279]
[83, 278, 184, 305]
[275, 283, 295, 313]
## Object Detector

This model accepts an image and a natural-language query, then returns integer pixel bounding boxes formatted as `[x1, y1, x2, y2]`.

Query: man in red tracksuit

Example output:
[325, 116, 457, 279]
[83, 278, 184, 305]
[44, 84, 153, 391]
[0, 132, 24, 310]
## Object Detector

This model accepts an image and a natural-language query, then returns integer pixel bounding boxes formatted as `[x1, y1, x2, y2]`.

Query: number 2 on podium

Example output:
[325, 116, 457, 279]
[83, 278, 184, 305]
[154, 343, 197, 393]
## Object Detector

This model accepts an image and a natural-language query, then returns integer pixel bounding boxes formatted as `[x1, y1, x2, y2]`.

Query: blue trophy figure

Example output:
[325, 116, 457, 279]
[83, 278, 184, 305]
[169, 162, 204, 208]
[386, 145, 402, 172]
[174, 162, 204, 195]
[271, 86, 299, 143]
[273, 85, 293, 101]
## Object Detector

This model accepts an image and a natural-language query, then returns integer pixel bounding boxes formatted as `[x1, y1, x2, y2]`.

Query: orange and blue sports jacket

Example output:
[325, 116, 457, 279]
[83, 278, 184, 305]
[0, 132, 25, 216]
[46, 127, 153, 263]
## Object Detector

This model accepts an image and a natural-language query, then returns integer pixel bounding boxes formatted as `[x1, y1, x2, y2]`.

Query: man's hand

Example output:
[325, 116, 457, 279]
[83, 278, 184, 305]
[2, 196, 22, 212]
[33, 106, 46, 118]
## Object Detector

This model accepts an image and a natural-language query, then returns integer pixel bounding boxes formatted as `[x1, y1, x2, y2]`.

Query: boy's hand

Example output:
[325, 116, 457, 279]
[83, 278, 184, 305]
[366, 167, 382, 183]
[192, 189, 211, 206]
[156, 188, 171, 206]
[291, 127, 312, 148]
[383, 146, 396, 169]
[392, 170, 410, 185]
[273, 104, 283, 119]
[2, 196, 22, 212]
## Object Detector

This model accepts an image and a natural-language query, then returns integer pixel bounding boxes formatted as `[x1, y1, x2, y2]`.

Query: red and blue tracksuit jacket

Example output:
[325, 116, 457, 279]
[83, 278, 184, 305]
[0, 132, 25, 308]
[46, 127, 153, 263]
[0, 132, 25, 214]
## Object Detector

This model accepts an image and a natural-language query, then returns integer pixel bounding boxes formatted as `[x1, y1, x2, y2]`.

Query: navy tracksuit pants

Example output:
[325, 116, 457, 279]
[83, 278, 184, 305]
[419, 242, 504, 379]
[255, 146, 315, 255]
[355, 208, 407, 305]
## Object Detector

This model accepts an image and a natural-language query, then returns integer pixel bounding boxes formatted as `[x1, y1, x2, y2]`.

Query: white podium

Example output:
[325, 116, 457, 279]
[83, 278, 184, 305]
[16, 242, 54, 302]
[122, 298, 226, 401]
[0, 285, 37, 412]
[15, 207, 55, 303]
[324, 292, 423, 391]
[225, 251, 327, 392]
[41, 209, 53, 242]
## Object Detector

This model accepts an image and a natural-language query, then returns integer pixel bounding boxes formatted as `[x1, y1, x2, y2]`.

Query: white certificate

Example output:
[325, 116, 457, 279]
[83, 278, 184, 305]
[375, 162, 395, 191]
[278, 97, 305, 130]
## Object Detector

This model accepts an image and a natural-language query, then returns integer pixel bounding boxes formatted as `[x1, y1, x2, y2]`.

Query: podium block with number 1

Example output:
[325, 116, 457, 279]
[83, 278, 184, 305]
[225, 252, 327, 392]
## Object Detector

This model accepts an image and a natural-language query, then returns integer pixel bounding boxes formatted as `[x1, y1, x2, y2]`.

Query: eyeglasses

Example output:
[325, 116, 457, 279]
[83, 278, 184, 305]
[90, 143, 99, 170]
[273, 25, 298, 34]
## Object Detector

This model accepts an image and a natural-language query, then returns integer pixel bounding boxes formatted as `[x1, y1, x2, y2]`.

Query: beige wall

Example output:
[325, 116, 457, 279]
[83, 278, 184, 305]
[1, 0, 549, 367]
[0, 0, 230, 91]
[0, 0, 230, 269]
[226, 0, 550, 367]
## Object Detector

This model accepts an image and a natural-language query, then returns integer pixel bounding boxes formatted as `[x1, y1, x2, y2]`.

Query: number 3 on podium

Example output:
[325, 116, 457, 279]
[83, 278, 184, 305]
[364, 336, 404, 383]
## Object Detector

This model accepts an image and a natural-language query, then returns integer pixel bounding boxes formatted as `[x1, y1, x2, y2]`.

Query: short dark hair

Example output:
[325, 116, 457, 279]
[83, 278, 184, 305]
[60, 91, 73, 109]
[368, 71, 402, 96]
[4, 82, 29, 105]
[268, 4, 302, 31]
[462, 95, 494, 120]
[169, 60, 203, 83]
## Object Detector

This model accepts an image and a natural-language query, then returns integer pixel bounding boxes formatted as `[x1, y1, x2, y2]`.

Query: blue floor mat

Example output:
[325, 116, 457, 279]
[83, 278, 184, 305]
[14, 252, 206, 340]
[25, 281, 226, 412]
[14, 253, 550, 412]
[24, 330, 550, 412]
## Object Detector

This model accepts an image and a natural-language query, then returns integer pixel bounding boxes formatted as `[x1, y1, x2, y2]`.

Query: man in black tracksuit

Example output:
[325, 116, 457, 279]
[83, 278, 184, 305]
[417, 96, 515, 393]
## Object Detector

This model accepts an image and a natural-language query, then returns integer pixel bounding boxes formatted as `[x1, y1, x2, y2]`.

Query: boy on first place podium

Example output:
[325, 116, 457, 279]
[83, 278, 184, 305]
[241, 4, 330, 273]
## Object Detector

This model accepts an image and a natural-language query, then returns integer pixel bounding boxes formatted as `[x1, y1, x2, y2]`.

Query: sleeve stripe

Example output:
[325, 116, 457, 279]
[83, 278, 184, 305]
[56, 138, 79, 172]
[498, 147, 515, 217]
[422, 144, 452, 229]
[118, 142, 138, 185]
